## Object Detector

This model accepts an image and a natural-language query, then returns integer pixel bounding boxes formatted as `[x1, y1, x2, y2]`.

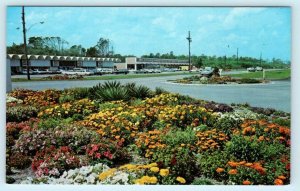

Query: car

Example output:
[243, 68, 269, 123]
[62, 68, 94, 75]
[22, 69, 34, 75]
[135, 69, 148, 74]
[256, 66, 263, 71]
[200, 67, 214, 76]
[113, 69, 129, 75]
[247, 67, 256, 72]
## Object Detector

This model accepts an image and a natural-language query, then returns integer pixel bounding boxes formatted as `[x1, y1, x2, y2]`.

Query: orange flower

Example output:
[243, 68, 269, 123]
[244, 163, 253, 167]
[228, 169, 238, 175]
[228, 161, 238, 168]
[278, 175, 286, 180]
[216, 168, 225, 173]
[243, 180, 251, 185]
[274, 178, 283, 185]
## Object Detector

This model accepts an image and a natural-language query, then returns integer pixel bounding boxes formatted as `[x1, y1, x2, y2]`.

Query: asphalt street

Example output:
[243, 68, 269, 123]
[12, 74, 291, 112]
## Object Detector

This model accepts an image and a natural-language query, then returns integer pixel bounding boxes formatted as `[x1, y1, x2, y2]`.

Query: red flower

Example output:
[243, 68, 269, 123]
[286, 163, 290, 170]
[95, 153, 101, 159]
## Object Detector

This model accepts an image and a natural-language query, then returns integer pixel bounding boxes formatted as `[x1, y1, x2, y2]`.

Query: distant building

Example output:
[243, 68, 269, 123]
[7, 54, 121, 73]
[125, 57, 189, 70]
[7, 54, 190, 73]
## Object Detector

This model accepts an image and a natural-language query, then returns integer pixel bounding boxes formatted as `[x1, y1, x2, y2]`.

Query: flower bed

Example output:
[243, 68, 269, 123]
[6, 82, 290, 185]
[169, 75, 265, 84]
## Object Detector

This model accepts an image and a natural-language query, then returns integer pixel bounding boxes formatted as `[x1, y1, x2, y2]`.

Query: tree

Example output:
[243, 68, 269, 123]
[193, 57, 203, 68]
[86, 46, 97, 57]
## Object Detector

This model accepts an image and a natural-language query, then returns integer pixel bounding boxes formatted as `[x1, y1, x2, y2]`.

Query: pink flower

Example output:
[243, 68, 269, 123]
[95, 153, 101, 159]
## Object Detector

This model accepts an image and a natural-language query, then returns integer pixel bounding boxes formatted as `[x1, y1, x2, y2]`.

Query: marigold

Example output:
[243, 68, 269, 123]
[278, 175, 286, 180]
[216, 167, 225, 173]
[176, 176, 186, 184]
[150, 167, 160, 173]
[243, 180, 251, 185]
[159, 169, 169, 177]
[228, 169, 238, 175]
[274, 178, 283, 185]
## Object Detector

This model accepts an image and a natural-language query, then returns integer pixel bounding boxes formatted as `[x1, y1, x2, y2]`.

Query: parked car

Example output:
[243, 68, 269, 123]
[113, 69, 129, 75]
[256, 66, 263, 71]
[247, 67, 256, 72]
[135, 69, 148, 74]
[93, 68, 113, 75]
[62, 68, 94, 75]
[200, 67, 214, 76]
[22, 69, 34, 75]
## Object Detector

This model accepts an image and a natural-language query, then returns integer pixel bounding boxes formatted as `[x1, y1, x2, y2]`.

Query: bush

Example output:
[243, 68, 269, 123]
[154, 87, 168, 95]
[6, 105, 38, 122]
[161, 127, 197, 147]
[196, 151, 230, 181]
[214, 116, 242, 136]
[125, 83, 152, 99]
[225, 135, 263, 162]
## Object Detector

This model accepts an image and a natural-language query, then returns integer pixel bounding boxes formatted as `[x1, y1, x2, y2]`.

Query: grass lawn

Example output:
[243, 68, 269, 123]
[12, 72, 194, 82]
[229, 69, 291, 80]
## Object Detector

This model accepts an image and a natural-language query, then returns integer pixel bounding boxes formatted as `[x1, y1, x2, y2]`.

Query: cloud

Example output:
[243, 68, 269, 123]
[26, 11, 48, 23]
[223, 7, 266, 29]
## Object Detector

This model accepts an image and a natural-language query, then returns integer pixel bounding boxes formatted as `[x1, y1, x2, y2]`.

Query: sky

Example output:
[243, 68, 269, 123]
[6, 7, 291, 61]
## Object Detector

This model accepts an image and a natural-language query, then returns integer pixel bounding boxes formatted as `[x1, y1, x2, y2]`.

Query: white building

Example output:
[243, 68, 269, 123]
[125, 57, 189, 70]
[7, 54, 121, 73]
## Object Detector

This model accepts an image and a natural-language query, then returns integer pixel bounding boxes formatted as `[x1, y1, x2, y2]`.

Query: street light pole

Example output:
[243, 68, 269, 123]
[22, 6, 30, 80]
[236, 48, 239, 65]
[186, 31, 192, 72]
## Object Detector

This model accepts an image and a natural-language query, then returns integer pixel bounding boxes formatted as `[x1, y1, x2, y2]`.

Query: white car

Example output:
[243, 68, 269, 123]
[62, 68, 94, 75]
[256, 66, 263, 71]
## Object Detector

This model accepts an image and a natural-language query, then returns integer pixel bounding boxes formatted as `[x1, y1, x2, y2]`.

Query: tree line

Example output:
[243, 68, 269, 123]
[7, 36, 289, 69]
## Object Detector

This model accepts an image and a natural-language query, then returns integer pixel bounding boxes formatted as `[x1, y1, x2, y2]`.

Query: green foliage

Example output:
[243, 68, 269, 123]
[89, 81, 153, 102]
[125, 83, 152, 99]
[214, 116, 242, 136]
[38, 118, 73, 129]
[196, 151, 230, 181]
[154, 87, 168, 95]
[225, 135, 263, 162]
[161, 127, 197, 147]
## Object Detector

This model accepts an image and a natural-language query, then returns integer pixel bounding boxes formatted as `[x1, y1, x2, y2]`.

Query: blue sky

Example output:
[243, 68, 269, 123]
[6, 7, 291, 61]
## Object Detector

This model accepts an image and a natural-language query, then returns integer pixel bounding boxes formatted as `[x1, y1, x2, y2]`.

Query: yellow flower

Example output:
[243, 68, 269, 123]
[150, 167, 159, 173]
[135, 176, 158, 185]
[98, 168, 116, 181]
[176, 176, 186, 184]
[159, 169, 169, 177]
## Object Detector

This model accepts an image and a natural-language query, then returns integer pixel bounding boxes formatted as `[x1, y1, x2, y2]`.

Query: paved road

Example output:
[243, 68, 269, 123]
[12, 75, 291, 112]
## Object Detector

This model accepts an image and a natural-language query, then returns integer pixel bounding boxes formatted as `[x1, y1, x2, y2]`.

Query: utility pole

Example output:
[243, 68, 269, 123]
[186, 31, 192, 72]
[22, 6, 30, 80]
[260, 52, 262, 66]
[236, 48, 239, 65]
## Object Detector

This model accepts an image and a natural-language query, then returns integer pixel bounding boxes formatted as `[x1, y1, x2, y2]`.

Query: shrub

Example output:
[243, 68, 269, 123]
[225, 135, 263, 162]
[154, 87, 168, 95]
[161, 127, 197, 147]
[196, 151, 230, 181]
[6, 105, 38, 122]
[203, 102, 233, 113]
[125, 83, 152, 99]
[214, 116, 242, 136]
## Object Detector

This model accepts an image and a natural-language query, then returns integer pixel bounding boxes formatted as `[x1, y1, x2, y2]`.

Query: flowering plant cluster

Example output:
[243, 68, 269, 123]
[38, 98, 97, 119]
[32, 146, 82, 177]
[6, 88, 290, 185]
[8, 89, 61, 107]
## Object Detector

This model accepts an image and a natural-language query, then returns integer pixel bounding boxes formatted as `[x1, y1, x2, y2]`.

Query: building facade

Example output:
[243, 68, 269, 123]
[7, 54, 121, 73]
[125, 57, 189, 70]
